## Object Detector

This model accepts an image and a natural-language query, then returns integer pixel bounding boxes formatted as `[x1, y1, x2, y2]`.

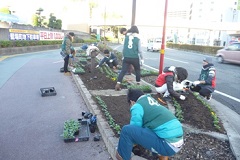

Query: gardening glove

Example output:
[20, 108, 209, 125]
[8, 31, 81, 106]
[168, 66, 176, 72]
[109, 59, 113, 63]
[193, 81, 200, 86]
[179, 95, 186, 100]
[95, 65, 99, 68]
[140, 59, 144, 66]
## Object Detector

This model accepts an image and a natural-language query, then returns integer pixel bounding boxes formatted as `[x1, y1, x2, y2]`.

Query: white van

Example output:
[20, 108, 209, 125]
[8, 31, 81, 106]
[147, 38, 162, 52]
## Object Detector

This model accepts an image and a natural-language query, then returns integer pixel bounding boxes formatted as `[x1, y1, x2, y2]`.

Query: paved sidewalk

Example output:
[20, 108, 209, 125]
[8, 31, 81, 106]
[0, 52, 111, 160]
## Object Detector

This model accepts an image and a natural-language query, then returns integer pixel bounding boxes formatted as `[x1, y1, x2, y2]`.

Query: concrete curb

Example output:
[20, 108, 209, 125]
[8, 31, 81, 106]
[72, 73, 119, 160]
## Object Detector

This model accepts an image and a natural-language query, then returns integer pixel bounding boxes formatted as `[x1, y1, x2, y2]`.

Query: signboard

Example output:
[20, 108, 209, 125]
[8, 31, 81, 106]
[8, 29, 64, 41]
[39, 31, 64, 40]
[9, 29, 39, 40]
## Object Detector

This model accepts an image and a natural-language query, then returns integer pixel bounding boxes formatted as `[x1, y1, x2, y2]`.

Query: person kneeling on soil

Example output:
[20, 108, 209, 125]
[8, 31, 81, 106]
[155, 66, 188, 101]
[116, 89, 184, 160]
[96, 49, 118, 69]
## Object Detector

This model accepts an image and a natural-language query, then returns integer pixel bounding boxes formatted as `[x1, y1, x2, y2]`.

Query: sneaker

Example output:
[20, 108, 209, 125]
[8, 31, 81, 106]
[163, 96, 172, 102]
[206, 94, 212, 101]
[64, 72, 71, 76]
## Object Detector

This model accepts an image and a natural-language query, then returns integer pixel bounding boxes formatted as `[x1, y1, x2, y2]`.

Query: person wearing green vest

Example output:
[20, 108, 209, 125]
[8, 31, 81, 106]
[116, 89, 184, 160]
[61, 32, 75, 76]
[190, 56, 216, 101]
[115, 26, 143, 91]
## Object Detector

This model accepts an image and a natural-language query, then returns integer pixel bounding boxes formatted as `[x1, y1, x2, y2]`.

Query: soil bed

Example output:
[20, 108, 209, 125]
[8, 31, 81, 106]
[76, 58, 236, 160]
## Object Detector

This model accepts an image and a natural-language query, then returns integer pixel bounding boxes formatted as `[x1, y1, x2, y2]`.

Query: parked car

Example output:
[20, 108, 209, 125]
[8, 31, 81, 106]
[216, 42, 240, 64]
[147, 38, 162, 52]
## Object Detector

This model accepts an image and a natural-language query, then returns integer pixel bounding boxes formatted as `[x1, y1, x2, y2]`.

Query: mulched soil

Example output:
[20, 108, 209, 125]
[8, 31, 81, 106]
[76, 57, 236, 160]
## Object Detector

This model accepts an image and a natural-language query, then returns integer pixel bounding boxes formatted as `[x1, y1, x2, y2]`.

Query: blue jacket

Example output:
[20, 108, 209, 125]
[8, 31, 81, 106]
[99, 52, 117, 66]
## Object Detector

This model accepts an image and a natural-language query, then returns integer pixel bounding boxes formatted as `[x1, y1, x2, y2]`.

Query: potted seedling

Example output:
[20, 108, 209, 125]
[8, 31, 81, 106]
[62, 119, 80, 142]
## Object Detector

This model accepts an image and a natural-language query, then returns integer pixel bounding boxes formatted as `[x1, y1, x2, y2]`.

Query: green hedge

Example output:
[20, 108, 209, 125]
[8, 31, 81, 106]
[166, 42, 224, 55]
[0, 38, 95, 48]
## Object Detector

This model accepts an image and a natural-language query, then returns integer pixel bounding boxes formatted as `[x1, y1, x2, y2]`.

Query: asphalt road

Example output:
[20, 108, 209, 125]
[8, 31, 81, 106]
[112, 45, 240, 115]
[0, 50, 111, 160]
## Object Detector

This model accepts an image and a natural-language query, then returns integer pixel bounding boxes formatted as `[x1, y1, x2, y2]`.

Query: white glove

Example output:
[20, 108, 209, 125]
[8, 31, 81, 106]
[109, 59, 113, 63]
[193, 81, 200, 86]
[168, 66, 176, 72]
[140, 59, 144, 65]
[95, 65, 99, 68]
[180, 95, 186, 100]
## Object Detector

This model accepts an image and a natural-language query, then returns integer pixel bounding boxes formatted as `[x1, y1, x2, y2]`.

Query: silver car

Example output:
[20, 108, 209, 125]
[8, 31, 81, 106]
[216, 42, 240, 64]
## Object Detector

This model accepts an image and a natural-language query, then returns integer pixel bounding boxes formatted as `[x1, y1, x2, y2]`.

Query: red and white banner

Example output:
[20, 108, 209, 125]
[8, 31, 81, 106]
[39, 31, 64, 40]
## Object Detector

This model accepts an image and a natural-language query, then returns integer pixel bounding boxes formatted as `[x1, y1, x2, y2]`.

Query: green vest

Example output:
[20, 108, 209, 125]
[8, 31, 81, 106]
[123, 35, 140, 58]
[136, 95, 176, 129]
[61, 37, 67, 51]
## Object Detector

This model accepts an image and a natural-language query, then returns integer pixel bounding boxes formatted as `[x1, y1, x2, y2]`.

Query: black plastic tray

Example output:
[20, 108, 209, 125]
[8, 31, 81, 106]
[64, 119, 90, 143]
[40, 87, 57, 97]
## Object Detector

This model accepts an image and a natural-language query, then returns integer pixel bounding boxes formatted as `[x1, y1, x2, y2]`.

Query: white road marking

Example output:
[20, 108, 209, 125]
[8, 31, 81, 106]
[142, 51, 188, 64]
[53, 60, 63, 63]
[165, 57, 189, 64]
[113, 46, 122, 50]
[215, 90, 240, 103]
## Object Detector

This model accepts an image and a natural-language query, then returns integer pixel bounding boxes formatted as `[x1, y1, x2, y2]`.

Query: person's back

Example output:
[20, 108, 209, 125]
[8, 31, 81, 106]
[115, 26, 142, 91]
[116, 89, 184, 160]
[123, 32, 140, 58]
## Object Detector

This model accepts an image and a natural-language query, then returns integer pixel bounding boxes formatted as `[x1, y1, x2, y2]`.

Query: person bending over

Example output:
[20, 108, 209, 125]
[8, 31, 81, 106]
[116, 89, 184, 160]
[96, 49, 118, 69]
[155, 66, 188, 101]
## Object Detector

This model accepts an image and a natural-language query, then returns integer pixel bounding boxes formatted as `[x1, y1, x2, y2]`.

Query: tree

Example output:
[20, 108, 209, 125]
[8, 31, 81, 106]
[89, 0, 98, 19]
[35, 8, 44, 27]
[0, 7, 11, 14]
[48, 13, 62, 29]
[32, 14, 38, 26]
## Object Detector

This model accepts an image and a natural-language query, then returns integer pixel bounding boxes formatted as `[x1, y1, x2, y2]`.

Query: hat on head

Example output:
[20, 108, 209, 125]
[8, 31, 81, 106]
[69, 32, 75, 37]
[203, 57, 212, 64]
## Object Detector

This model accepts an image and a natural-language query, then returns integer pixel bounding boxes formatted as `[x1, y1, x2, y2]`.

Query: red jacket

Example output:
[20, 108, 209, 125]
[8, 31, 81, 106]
[155, 72, 174, 87]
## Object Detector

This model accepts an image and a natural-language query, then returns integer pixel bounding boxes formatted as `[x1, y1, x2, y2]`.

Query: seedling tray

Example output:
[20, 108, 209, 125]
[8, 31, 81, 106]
[64, 119, 90, 143]
[40, 87, 57, 97]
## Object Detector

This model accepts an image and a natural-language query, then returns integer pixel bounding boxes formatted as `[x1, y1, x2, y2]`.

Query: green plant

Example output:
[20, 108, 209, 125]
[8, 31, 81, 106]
[73, 67, 85, 74]
[62, 119, 80, 139]
[140, 69, 159, 77]
[172, 98, 184, 122]
[95, 96, 122, 135]
[127, 84, 152, 93]
[193, 92, 221, 130]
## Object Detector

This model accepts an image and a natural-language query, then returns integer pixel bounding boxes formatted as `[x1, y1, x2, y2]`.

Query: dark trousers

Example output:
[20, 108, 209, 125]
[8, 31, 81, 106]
[107, 60, 118, 68]
[64, 55, 69, 72]
[117, 57, 140, 83]
[190, 85, 212, 97]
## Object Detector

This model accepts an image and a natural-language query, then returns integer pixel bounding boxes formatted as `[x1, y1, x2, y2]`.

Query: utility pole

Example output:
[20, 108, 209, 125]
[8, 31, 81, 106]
[159, 0, 168, 74]
[131, 0, 136, 26]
